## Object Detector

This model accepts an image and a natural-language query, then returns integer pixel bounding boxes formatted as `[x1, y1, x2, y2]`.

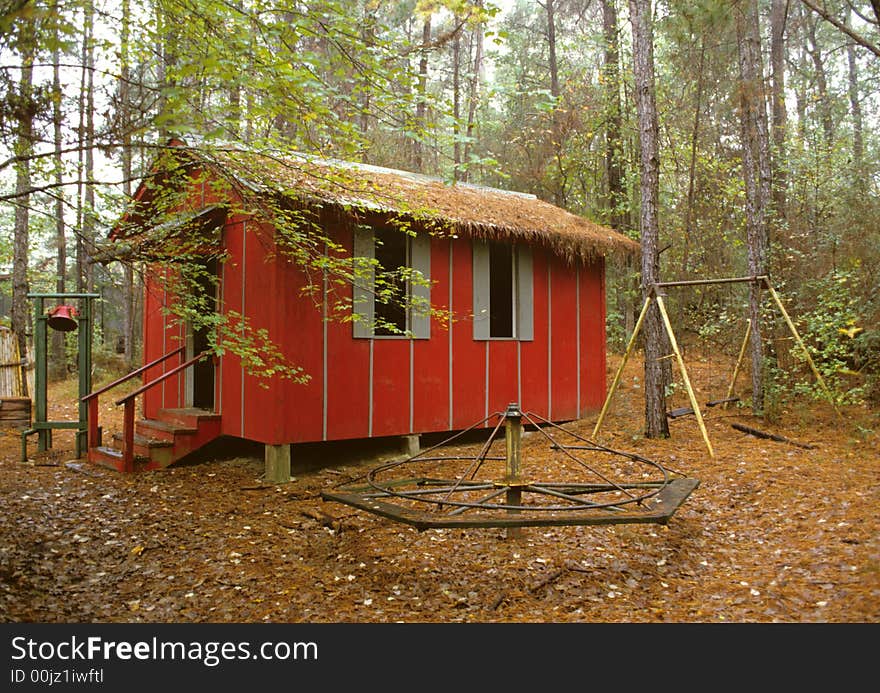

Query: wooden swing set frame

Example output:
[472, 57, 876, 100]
[591, 275, 842, 458]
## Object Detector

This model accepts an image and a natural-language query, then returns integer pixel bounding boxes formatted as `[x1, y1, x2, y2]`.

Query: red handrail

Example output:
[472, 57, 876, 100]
[116, 351, 209, 406]
[116, 351, 212, 472]
[82, 346, 185, 403]
[82, 346, 186, 455]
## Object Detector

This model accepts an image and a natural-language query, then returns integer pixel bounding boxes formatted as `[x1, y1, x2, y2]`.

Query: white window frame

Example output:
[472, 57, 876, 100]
[472, 239, 534, 341]
[352, 225, 431, 339]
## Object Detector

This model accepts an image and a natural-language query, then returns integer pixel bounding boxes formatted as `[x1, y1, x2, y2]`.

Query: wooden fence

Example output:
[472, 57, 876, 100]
[0, 326, 34, 428]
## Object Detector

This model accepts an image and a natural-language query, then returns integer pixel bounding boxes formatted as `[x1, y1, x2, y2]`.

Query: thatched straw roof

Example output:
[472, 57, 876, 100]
[132, 144, 640, 264]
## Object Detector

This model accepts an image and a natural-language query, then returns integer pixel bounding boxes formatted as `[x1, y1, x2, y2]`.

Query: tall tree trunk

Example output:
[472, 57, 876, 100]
[356, 4, 377, 157]
[846, 9, 865, 188]
[12, 18, 35, 398]
[51, 4, 68, 381]
[602, 0, 634, 344]
[413, 17, 431, 172]
[602, 0, 624, 231]
[804, 12, 834, 146]
[682, 38, 705, 276]
[121, 0, 136, 370]
[795, 9, 808, 143]
[736, 0, 772, 416]
[770, 0, 788, 222]
[462, 3, 484, 184]
[452, 24, 462, 181]
[156, 1, 178, 141]
[82, 1, 96, 295]
[544, 0, 566, 206]
[75, 2, 90, 293]
[628, 0, 668, 439]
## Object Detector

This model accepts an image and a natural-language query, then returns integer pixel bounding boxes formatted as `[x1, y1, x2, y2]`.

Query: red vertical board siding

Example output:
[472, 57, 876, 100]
[278, 252, 325, 442]
[141, 214, 609, 444]
[450, 239, 486, 428]
[219, 218, 244, 440]
[168, 317, 185, 410]
[371, 340, 411, 437]
[239, 220, 285, 444]
[142, 268, 185, 418]
[488, 340, 518, 414]
[519, 250, 549, 419]
[325, 226, 371, 442]
[141, 273, 166, 420]
[412, 237, 451, 434]
[580, 259, 607, 412]
[550, 259, 580, 421]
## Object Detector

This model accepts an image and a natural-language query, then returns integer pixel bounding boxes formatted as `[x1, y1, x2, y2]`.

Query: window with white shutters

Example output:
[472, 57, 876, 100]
[472, 239, 533, 341]
[352, 225, 431, 339]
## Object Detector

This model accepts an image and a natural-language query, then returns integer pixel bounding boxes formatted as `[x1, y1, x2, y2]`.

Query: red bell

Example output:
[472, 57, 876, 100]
[47, 304, 78, 332]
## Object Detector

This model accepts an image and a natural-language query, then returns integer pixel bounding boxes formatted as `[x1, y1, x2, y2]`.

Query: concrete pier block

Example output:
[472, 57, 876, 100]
[400, 434, 420, 457]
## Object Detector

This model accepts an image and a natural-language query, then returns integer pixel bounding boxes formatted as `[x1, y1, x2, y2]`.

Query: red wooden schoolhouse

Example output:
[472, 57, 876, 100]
[87, 143, 638, 475]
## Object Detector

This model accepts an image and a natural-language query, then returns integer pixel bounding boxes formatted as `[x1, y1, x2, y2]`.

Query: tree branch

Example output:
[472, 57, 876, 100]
[799, 0, 880, 57]
[0, 176, 138, 202]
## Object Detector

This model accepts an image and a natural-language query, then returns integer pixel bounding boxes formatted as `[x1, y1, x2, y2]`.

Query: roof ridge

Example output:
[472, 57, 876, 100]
[286, 151, 538, 201]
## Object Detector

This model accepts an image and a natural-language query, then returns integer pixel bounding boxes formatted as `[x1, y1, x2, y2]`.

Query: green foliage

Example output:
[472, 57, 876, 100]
[787, 270, 875, 405]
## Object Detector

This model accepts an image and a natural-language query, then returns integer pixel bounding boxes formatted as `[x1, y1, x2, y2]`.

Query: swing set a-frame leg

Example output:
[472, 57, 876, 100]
[592, 296, 652, 440]
[655, 294, 715, 458]
[765, 281, 843, 420]
[593, 289, 716, 459]
[723, 320, 752, 409]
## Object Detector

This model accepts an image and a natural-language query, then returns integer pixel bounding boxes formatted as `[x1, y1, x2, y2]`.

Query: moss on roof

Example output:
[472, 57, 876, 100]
[126, 143, 640, 264]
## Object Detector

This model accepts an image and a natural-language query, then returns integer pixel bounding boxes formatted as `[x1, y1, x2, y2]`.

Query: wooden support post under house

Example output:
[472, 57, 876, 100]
[265, 444, 291, 484]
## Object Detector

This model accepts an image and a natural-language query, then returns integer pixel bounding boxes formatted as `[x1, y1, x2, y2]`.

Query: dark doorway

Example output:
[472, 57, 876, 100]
[191, 258, 217, 410]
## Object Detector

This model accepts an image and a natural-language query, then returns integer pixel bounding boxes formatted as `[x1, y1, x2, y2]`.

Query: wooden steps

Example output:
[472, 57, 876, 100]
[87, 407, 222, 472]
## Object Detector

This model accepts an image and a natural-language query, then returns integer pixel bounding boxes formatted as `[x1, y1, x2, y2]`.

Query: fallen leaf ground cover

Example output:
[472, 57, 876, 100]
[0, 352, 877, 623]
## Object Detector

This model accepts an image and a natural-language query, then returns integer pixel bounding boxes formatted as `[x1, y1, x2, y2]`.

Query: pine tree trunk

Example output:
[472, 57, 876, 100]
[452, 25, 462, 181]
[628, 0, 668, 439]
[12, 18, 35, 398]
[736, 0, 772, 415]
[769, 0, 788, 221]
[682, 39, 705, 276]
[804, 13, 834, 147]
[846, 10, 864, 187]
[463, 3, 484, 184]
[601, 0, 624, 231]
[413, 17, 431, 172]
[121, 0, 136, 370]
[603, 0, 635, 346]
[83, 1, 96, 296]
[545, 0, 565, 207]
[50, 5, 67, 382]
[75, 3, 89, 293]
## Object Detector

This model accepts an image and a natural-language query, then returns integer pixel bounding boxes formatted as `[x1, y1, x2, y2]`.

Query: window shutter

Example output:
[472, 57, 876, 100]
[516, 246, 534, 341]
[352, 225, 374, 339]
[472, 239, 490, 340]
[409, 232, 431, 339]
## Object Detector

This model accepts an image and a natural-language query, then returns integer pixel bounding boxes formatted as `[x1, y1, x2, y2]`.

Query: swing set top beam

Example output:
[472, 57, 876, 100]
[652, 275, 769, 289]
